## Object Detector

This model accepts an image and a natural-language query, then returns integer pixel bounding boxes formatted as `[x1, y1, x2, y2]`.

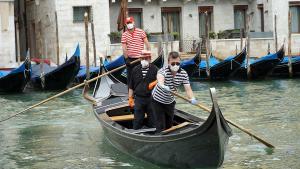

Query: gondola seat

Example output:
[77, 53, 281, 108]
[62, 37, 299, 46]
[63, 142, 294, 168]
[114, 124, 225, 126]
[110, 114, 147, 122]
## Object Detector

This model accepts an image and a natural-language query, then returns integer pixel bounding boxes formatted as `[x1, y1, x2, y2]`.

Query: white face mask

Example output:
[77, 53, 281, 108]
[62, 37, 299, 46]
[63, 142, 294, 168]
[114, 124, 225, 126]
[127, 23, 134, 30]
[170, 65, 180, 72]
[141, 60, 149, 68]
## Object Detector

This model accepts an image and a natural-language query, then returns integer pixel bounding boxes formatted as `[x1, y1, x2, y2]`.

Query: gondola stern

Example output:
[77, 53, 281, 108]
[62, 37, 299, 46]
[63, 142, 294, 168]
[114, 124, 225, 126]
[73, 43, 80, 57]
[209, 88, 233, 137]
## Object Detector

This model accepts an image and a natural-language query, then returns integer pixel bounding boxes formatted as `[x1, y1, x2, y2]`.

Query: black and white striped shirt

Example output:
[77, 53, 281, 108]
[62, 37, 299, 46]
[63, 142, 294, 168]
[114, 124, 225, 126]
[152, 66, 190, 104]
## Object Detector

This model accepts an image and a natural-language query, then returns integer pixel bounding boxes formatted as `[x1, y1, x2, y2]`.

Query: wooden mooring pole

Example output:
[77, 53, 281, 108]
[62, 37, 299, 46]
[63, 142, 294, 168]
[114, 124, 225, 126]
[246, 14, 251, 80]
[84, 12, 90, 80]
[55, 11, 60, 65]
[288, 11, 293, 77]
[274, 15, 278, 52]
[16, 22, 21, 65]
[163, 16, 169, 66]
[91, 20, 97, 67]
[240, 27, 243, 51]
[205, 12, 210, 79]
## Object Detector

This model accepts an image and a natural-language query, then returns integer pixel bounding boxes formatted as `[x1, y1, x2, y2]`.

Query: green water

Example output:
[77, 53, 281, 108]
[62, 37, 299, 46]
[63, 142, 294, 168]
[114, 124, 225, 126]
[0, 79, 299, 169]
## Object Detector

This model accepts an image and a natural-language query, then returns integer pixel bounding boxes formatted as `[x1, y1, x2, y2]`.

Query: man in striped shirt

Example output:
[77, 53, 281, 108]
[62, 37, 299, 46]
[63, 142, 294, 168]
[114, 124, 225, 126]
[128, 50, 158, 129]
[152, 51, 198, 132]
[121, 17, 151, 84]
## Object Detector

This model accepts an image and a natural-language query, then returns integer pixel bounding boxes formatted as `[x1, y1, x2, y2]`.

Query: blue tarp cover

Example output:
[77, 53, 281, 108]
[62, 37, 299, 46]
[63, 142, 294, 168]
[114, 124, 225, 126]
[76, 66, 100, 78]
[0, 61, 28, 78]
[104, 55, 125, 70]
[199, 56, 219, 69]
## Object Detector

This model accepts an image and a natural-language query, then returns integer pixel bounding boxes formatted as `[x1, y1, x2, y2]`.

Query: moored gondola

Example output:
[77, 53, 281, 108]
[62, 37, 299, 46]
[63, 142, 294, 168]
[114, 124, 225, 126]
[209, 47, 247, 80]
[230, 45, 285, 80]
[191, 54, 219, 80]
[30, 44, 80, 90]
[75, 66, 100, 83]
[0, 57, 31, 93]
[86, 72, 232, 168]
[180, 53, 201, 77]
[104, 54, 164, 84]
[270, 56, 300, 77]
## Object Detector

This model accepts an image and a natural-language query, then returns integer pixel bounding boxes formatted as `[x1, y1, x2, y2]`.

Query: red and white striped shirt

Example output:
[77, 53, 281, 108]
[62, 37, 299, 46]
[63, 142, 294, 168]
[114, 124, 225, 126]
[121, 28, 147, 58]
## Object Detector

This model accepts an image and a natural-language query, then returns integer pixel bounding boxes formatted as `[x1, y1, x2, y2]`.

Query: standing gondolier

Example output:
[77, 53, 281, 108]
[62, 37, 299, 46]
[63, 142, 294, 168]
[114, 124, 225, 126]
[128, 50, 158, 129]
[121, 17, 151, 84]
[152, 51, 198, 132]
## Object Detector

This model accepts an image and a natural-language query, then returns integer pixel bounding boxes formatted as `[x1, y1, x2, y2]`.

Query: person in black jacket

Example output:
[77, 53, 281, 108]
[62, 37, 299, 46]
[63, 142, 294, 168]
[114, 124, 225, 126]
[128, 50, 158, 130]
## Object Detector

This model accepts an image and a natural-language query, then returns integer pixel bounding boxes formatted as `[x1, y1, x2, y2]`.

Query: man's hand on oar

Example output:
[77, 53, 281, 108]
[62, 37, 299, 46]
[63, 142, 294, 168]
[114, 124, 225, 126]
[170, 90, 275, 149]
[0, 59, 141, 123]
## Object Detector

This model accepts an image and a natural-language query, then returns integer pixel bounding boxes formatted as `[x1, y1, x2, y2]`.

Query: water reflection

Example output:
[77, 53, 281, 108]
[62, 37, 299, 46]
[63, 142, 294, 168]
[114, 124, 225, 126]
[0, 79, 300, 168]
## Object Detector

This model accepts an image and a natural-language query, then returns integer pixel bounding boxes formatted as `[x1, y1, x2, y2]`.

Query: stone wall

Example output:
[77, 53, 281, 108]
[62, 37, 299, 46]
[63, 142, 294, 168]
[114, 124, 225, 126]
[26, 0, 56, 60]
[56, 0, 110, 66]
[210, 38, 276, 59]
[25, 0, 111, 65]
[0, 1, 15, 67]
[110, 0, 252, 40]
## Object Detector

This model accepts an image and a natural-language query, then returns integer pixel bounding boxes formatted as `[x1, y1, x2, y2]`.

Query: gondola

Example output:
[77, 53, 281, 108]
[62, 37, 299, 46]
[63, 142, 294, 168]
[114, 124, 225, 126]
[30, 45, 80, 90]
[103, 55, 127, 83]
[270, 56, 300, 77]
[0, 57, 31, 93]
[75, 66, 100, 83]
[209, 47, 247, 80]
[84, 71, 232, 168]
[180, 53, 201, 77]
[104, 54, 164, 84]
[230, 45, 285, 80]
[191, 54, 220, 79]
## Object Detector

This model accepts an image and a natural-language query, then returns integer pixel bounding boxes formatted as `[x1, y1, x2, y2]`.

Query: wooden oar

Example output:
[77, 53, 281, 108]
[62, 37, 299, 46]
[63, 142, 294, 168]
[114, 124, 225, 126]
[0, 59, 140, 123]
[171, 91, 275, 149]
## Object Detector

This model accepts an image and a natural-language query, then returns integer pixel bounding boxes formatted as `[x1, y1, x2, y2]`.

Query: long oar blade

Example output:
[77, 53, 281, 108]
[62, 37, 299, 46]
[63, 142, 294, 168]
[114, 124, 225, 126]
[171, 91, 275, 149]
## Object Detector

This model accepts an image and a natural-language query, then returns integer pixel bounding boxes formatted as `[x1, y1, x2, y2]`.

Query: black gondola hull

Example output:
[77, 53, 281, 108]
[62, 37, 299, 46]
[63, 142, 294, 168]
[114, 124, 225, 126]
[93, 86, 232, 168]
[232, 59, 281, 79]
[271, 60, 300, 77]
[0, 71, 30, 93]
[31, 56, 80, 90]
[210, 49, 246, 80]
[0, 59, 31, 93]
[230, 46, 284, 80]
[97, 112, 229, 168]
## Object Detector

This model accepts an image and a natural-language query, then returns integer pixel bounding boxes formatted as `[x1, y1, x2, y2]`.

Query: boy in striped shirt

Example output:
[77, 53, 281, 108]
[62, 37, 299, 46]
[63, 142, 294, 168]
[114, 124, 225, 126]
[152, 52, 198, 132]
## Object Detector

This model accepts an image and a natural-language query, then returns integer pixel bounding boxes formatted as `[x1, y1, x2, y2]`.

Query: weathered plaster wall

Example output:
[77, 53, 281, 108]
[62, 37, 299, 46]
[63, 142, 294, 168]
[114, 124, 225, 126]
[0, 1, 16, 67]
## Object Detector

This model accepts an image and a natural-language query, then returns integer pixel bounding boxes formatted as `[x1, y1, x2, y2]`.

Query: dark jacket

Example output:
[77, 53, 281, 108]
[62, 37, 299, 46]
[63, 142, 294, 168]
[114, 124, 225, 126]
[129, 64, 158, 97]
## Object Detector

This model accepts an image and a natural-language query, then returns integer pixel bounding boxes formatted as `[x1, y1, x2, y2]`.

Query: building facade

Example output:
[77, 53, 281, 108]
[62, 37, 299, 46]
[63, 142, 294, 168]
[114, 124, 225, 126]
[110, 0, 300, 59]
[19, 0, 110, 65]
[8, 0, 300, 65]
[0, 0, 15, 67]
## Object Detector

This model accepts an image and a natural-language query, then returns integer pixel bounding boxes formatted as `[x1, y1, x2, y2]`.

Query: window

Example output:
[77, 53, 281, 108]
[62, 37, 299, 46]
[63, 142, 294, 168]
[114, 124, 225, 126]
[199, 6, 214, 38]
[290, 2, 300, 33]
[161, 7, 181, 39]
[73, 6, 92, 23]
[128, 8, 143, 29]
[234, 5, 248, 30]
[258, 4, 264, 32]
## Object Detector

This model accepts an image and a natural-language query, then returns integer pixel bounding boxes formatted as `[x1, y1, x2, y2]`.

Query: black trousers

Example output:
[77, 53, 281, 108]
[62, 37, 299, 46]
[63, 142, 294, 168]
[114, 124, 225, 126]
[134, 96, 155, 130]
[126, 57, 140, 85]
[151, 99, 176, 132]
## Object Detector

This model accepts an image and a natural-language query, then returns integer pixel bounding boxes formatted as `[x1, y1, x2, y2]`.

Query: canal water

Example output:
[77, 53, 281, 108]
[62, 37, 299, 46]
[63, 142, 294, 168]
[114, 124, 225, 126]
[0, 79, 299, 169]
